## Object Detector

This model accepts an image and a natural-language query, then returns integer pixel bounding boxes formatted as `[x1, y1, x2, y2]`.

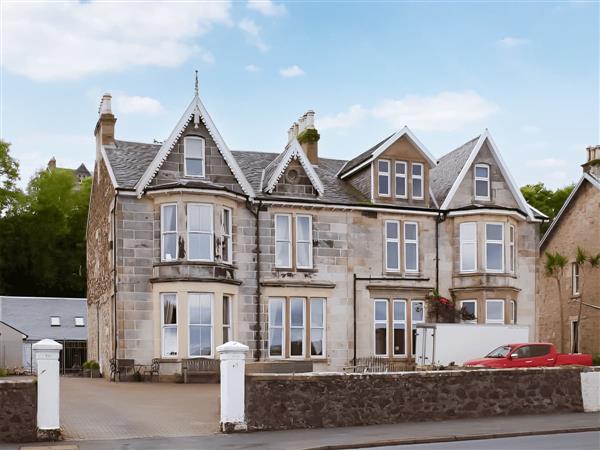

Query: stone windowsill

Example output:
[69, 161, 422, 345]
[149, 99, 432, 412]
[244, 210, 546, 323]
[453, 272, 518, 279]
[155, 260, 236, 270]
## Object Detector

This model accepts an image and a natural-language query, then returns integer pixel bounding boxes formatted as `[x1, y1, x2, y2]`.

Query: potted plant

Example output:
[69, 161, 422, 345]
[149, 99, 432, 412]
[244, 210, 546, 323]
[82, 360, 101, 378]
[425, 289, 476, 323]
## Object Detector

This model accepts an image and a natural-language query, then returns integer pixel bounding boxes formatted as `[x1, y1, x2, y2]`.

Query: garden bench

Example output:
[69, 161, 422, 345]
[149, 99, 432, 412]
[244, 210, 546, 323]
[181, 358, 220, 383]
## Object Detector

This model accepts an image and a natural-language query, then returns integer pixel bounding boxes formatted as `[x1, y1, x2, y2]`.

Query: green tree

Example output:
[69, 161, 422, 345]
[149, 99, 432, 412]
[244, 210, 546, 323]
[521, 182, 574, 232]
[0, 140, 22, 214]
[544, 251, 568, 352]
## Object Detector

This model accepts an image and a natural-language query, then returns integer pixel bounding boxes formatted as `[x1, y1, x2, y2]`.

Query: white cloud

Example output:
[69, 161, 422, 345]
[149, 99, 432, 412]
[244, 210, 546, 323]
[525, 158, 568, 169]
[1, 1, 231, 81]
[238, 18, 269, 52]
[319, 105, 367, 130]
[247, 0, 286, 16]
[279, 65, 305, 78]
[245, 64, 260, 72]
[497, 37, 529, 47]
[114, 95, 164, 115]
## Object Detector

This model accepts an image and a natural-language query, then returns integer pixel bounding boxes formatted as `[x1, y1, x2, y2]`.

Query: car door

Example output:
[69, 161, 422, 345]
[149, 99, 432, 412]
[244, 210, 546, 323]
[509, 345, 534, 368]
[528, 344, 554, 366]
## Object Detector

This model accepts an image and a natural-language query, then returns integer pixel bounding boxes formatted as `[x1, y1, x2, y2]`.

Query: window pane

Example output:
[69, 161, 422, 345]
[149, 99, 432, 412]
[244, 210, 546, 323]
[460, 222, 476, 240]
[163, 234, 177, 261]
[311, 299, 324, 327]
[475, 180, 488, 197]
[462, 242, 476, 271]
[475, 165, 488, 178]
[163, 205, 177, 231]
[223, 209, 231, 232]
[297, 216, 310, 241]
[375, 324, 387, 355]
[462, 301, 476, 317]
[396, 179, 406, 197]
[486, 243, 503, 270]
[386, 221, 398, 239]
[412, 164, 422, 176]
[405, 243, 417, 271]
[405, 223, 417, 240]
[290, 329, 303, 356]
[163, 295, 177, 325]
[189, 234, 212, 260]
[276, 215, 290, 240]
[186, 138, 204, 158]
[297, 242, 310, 267]
[223, 296, 231, 325]
[269, 328, 283, 356]
[379, 160, 389, 172]
[163, 327, 177, 356]
[396, 162, 406, 175]
[290, 298, 304, 327]
[412, 178, 422, 198]
[200, 326, 212, 355]
[386, 242, 399, 269]
[223, 327, 230, 343]
[412, 302, 424, 322]
[186, 158, 204, 176]
[486, 301, 504, 321]
[375, 301, 387, 321]
[393, 301, 406, 321]
[379, 175, 389, 195]
[310, 329, 323, 356]
[393, 325, 406, 355]
[189, 205, 212, 232]
[199, 296, 211, 325]
[269, 299, 283, 326]
[276, 242, 290, 267]
[486, 224, 503, 241]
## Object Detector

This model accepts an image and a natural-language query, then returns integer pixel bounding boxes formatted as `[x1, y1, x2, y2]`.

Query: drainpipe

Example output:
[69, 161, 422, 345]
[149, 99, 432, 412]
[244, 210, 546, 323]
[112, 191, 118, 361]
[246, 200, 264, 361]
[435, 211, 447, 295]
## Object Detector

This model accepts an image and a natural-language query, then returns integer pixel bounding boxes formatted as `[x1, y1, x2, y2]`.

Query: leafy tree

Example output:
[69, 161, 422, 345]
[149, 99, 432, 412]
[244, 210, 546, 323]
[544, 251, 568, 352]
[521, 182, 574, 232]
[0, 140, 22, 214]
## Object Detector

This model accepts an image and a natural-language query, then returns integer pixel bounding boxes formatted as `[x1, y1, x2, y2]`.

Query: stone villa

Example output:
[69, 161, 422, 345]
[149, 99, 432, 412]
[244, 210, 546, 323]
[86, 87, 545, 376]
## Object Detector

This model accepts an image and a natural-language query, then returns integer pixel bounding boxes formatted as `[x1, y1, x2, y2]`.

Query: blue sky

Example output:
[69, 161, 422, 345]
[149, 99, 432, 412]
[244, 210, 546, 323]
[1, 0, 598, 189]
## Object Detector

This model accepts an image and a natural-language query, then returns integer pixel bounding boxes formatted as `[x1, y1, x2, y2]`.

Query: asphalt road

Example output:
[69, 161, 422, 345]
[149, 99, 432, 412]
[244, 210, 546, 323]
[362, 431, 600, 450]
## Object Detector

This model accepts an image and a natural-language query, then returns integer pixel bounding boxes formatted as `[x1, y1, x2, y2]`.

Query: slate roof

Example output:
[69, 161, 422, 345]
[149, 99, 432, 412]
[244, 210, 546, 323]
[337, 133, 394, 177]
[75, 163, 91, 177]
[429, 136, 480, 206]
[105, 140, 161, 189]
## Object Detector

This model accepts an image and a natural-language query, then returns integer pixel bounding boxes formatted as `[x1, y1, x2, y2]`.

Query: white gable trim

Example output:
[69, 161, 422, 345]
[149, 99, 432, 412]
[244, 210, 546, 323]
[338, 126, 437, 179]
[263, 139, 324, 196]
[134, 95, 255, 198]
[539, 173, 600, 248]
[440, 130, 533, 220]
[527, 202, 549, 220]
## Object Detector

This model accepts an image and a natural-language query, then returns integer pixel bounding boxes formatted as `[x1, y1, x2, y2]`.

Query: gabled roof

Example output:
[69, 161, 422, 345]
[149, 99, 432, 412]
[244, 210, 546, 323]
[438, 130, 533, 220]
[262, 139, 324, 196]
[134, 94, 255, 198]
[539, 172, 600, 248]
[337, 126, 437, 179]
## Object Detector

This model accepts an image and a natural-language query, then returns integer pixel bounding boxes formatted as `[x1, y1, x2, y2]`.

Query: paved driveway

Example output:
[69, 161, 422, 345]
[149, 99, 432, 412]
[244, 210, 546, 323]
[60, 377, 219, 440]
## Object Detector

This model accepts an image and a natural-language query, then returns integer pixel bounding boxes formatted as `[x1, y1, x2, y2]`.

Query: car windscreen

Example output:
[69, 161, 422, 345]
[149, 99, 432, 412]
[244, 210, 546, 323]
[485, 345, 512, 358]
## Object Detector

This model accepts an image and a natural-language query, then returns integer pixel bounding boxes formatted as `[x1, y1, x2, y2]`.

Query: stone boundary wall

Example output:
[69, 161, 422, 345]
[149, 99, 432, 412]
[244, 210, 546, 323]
[0, 377, 37, 443]
[245, 367, 586, 431]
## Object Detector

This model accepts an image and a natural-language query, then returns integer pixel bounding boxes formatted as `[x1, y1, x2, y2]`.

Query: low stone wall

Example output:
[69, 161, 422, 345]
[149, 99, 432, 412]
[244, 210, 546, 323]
[0, 377, 37, 443]
[245, 367, 585, 431]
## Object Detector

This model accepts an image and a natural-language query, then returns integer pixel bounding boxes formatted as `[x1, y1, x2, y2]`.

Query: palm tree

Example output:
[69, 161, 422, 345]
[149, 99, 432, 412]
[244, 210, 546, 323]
[574, 251, 600, 352]
[544, 251, 568, 352]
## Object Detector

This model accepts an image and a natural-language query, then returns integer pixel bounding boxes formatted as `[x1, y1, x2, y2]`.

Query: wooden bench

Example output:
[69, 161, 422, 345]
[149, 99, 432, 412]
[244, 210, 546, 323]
[181, 358, 220, 384]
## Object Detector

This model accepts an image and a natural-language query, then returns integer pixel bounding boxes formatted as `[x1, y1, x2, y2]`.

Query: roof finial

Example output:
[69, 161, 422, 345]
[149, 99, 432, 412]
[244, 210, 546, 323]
[194, 70, 199, 96]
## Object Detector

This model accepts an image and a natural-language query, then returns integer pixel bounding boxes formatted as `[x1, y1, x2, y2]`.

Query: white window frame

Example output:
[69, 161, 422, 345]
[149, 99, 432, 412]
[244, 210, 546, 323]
[378, 159, 391, 197]
[160, 293, 178, 358]
[392, 299, 407, 356]
[161, 203, 178, 262]
[187, 203, 214, 262]
[404, 221, 419, 273]
[485, 299, 505, 324]
[295, 215, 313, 269]
[222, 294, 232, 344]
[460, 300, 477, 324]
[50, 316, 61, 327]
[459, 222, 477, 273]
[509, 224, 515, 273]
[395, 161, 407, 199]
[289, 297, 306, 358]
[374, 299, 388, 356]
[384, 220, 401, 272]
[268, 297, 286, 359]
[74, 317, 85, 327]
[411, 300, 425, 356]
[221, 207, 233, 264]
[183, 136, 205, 178]
[510, 300, 517, 324]
[572, 263, 580, 295]
[310, 298, 326, 359]
[274, 214, 292, 268]
[485, 222, 505, 273]
[188, 293, 213, 358]
[411, 162, 424, 200]
[474, 163, 491, 201]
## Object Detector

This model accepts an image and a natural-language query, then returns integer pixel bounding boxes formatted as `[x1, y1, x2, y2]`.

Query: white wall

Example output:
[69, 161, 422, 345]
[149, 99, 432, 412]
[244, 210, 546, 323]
[416, 323, 529, 366]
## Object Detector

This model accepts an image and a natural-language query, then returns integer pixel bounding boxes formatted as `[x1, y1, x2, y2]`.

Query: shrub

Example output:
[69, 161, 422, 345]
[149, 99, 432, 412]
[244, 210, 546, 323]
[297, 128, 320, 144]
[0, 368, 8, 377]
[83, 360, 100, 370]
[592, 354, 600, 366]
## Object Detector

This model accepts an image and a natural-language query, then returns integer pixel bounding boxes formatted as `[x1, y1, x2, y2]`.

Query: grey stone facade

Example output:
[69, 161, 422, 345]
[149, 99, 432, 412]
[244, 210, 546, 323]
[0, 377, 37, 443]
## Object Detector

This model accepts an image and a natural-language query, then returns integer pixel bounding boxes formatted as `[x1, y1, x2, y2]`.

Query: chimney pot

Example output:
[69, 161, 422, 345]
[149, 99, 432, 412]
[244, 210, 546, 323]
[304, 110, 315, 129]
[95, 93, 117, 151]
[293, 122, 299, 137]
[100, 93, 113, 116]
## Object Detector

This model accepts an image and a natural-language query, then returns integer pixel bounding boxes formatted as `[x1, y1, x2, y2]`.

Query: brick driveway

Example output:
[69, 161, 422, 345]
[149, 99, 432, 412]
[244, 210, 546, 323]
[60, 377, 219, 440]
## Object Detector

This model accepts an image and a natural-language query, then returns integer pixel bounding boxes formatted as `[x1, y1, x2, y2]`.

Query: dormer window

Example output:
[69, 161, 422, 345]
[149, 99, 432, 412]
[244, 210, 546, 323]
[395, 161, 407, 198]
[411, 163, 423, 200]
[378, 160, 390, 196]
[474, 163, 490, 200]
[184, 136, 205, 177]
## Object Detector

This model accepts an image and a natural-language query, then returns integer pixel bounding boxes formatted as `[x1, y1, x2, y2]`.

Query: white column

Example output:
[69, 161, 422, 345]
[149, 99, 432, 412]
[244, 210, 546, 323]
[217, 341, 249, 432]
[581, 371, 600, 412]
[33, 339, 63, 430]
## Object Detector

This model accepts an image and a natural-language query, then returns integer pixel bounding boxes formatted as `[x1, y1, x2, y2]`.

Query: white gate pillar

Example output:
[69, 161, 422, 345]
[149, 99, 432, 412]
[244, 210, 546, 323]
[217, 341, 249, 432]
[33, 339, 63, 433]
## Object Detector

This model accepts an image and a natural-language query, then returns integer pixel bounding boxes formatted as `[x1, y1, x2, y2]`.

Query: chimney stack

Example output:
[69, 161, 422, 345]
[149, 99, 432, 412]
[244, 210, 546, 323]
[287, 110, 320, 165]
[95, 93, 117, 161]
[583, 145, 600, 178]
[47, 157, 56, 172]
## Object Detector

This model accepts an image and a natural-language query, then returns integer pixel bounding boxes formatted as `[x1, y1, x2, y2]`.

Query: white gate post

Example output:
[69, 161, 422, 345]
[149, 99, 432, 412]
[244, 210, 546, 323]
[217, 341, 249, 432]
[33, 339, 63, 434]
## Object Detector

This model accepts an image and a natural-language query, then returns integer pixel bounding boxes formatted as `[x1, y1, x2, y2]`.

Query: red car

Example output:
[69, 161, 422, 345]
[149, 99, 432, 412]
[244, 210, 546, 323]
[464, 343, 592, 368]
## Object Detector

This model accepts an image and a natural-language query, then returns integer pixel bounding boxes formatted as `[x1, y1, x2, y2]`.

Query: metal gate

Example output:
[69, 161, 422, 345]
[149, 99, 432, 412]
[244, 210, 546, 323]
[60, 340, 87, 374]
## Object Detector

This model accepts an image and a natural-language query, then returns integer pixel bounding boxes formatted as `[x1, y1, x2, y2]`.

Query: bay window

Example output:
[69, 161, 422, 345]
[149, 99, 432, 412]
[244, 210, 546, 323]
[275, 215, 292, 268]
[411, 163, 423, 200]
[378, 160, 390, 196]
[289, 297, 305, 357]
[393, 300, 407, 356]
[385, 220, 400, 272]
[404, 222, 419, 272]
[411, 300, 425, 356]
[459, 222, 477, 272]
[221, 208, 232, 264]
[395, 161, 407, 198]
[184, 136, 205, 177]
[485, 299, 505, 324]
[161, 293, 178, 357]
[374, 299, 388, 356]
[268, 298, 285, 357]
[188, 293, 213, 357]
[474, 163, 490, 200]
[485, 223, 504, 272]
[161, 204, 178, 261]
[296, 215, 312, 269]
[188, 204, 213, 261]
[310, 298, 325, 357]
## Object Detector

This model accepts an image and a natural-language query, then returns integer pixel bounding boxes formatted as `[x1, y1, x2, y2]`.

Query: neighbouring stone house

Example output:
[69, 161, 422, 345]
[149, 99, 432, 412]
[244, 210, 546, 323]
[47, 157, 92, 184]
[537, 146, 600, 355]
[86, 87, 544, 376]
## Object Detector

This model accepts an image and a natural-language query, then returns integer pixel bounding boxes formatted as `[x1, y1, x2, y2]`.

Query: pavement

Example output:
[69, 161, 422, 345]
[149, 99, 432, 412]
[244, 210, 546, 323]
[8, 412, 600, 450]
